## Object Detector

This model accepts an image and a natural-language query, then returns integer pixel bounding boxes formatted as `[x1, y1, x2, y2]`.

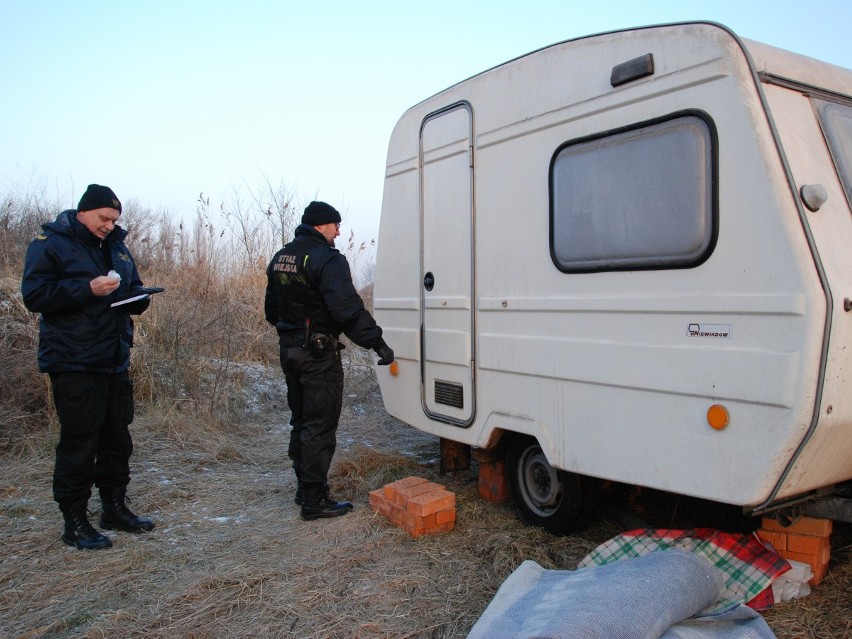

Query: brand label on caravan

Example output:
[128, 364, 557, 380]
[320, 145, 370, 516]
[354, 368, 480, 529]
[687, 323, 732, 338]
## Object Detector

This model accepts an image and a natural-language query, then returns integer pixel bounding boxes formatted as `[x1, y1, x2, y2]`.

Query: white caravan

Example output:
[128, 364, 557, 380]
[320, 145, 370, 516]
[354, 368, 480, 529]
[374, 22, 852, 533]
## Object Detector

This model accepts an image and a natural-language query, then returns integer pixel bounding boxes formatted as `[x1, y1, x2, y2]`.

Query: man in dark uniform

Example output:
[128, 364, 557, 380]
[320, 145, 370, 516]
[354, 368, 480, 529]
[265, 201, 394, 520]
[22, 184, 155, 550]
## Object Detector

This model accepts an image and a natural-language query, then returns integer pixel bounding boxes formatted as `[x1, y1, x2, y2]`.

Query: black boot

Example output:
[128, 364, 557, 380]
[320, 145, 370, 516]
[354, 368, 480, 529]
[60, 500, 112, 550]
[300, 482, 353, 521]
[99, 487, 155, 533]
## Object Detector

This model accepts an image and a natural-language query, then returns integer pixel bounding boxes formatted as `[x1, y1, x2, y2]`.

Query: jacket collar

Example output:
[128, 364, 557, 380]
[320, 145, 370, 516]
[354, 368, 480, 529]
[294, 223, 328, 244]
[45, 209, 128, 244]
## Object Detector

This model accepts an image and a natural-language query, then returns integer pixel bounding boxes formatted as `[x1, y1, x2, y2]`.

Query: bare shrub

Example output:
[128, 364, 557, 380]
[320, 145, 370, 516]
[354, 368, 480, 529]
[0, 186, 59, 446]
[221, 176, 300, 271]
[118, 197, 162, 272]
[1, 177, 378, 441]
[0, 182, 64, 275]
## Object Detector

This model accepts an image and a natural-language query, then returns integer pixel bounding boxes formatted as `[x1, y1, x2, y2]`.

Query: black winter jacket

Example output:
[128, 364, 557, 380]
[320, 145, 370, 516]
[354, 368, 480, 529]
[21, 209, 149, 373]
[264, 224, 382, 349]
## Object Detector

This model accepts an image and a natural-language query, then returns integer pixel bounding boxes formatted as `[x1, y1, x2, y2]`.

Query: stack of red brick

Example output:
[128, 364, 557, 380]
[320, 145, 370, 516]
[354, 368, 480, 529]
[474, 448, 510, 503]
[369, 477, 456, 538]
[756, 516, 832, 585]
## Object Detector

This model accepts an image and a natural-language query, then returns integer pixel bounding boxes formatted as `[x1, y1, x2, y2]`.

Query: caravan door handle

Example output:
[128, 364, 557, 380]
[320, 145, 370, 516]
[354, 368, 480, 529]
[424, 272, 435, 291]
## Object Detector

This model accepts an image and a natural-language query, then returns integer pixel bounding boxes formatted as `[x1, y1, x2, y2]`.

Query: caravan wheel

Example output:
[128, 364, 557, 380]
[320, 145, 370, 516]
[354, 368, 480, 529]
[506, 436, 592, 535]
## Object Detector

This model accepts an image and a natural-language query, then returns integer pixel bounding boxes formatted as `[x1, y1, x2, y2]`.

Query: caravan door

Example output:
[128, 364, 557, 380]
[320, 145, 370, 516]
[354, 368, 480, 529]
[420, 103, 475, 425]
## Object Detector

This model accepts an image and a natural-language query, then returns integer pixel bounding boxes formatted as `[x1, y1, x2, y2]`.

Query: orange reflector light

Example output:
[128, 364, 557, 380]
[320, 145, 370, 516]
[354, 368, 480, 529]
[707, 404, 729, 430]
[389, 361, 399, 376]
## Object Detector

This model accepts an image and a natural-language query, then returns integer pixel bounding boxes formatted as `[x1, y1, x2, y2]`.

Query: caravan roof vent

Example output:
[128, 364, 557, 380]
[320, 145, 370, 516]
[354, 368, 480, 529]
[611, 53, 655, 87]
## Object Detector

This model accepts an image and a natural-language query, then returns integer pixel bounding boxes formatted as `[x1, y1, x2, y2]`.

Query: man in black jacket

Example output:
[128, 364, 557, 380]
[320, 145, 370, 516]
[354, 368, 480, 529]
[22, 184, 155, 550]
[265, 201, 394, 520]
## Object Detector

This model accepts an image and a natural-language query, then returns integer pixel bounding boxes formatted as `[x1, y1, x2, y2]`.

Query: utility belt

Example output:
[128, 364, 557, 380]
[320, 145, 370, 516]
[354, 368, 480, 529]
[280, 319, 343, 356]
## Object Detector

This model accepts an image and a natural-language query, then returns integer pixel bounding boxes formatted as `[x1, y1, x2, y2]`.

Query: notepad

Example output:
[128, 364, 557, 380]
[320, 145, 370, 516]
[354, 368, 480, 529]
[111, 294, 150, 308]
[110, 287, 164, 308]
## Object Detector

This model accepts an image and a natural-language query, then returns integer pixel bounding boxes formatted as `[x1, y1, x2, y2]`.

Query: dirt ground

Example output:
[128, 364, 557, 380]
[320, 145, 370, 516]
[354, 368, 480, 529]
[1, 371, 850, 639]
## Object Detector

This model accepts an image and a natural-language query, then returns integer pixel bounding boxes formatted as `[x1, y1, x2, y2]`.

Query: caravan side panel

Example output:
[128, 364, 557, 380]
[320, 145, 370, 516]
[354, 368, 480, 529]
[375, 23, 852, 508]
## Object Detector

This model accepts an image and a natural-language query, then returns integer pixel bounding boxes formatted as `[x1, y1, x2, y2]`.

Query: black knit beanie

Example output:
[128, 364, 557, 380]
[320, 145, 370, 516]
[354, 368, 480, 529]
[301, 201, 341, 226]
[78, 184, 122, 213]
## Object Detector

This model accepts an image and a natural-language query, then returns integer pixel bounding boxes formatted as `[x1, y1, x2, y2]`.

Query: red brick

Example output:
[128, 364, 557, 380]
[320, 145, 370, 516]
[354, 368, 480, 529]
[406, 489, 456, 516]
[761, 516, 832, 537]
[369, 489, 390, 512]
[394, 481, 444, 506]
[435, 507, 456, 525]
[373, 478, 458, 539]
[780, 549, 818, 570]
[787, 533, 830, 556]
[401, 510, 437, 530]
[755, 529, 787, 552]
[479, 460, 510, 503]
[479, 480, 509, 503]
[811, 562, 828, 586]
[372, 497, 405, 524]
[384, 476, 429, 501]
[408, 521, 455, 538]
[385, 502, 405, 525]
[472, 447, 503, 463]
[479, 459, 502, 475]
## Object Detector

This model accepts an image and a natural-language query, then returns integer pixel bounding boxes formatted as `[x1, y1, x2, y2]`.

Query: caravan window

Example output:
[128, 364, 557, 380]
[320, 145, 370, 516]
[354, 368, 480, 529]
[814, 99, 852, 210]
[550, 114, 716, 272]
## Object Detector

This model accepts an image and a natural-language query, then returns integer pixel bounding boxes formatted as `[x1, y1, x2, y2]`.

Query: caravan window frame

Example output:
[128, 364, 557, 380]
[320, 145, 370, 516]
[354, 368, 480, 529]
[549, 110, 719, 273]
[813, 98, 852, 211]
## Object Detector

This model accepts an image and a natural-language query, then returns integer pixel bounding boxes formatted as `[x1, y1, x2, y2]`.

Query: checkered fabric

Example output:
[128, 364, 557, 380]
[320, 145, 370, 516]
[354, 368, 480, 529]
[579, 528, 791, 613]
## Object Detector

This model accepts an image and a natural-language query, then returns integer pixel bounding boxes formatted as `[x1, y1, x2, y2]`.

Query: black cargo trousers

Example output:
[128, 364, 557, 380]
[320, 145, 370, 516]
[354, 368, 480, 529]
[279, 339, 344, 486]
[48, 370, 134, 505]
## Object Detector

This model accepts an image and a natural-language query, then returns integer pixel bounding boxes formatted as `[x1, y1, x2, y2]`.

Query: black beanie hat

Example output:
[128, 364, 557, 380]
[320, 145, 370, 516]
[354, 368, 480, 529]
[78, 184, 122, 214]
[301, 201, 341, 226]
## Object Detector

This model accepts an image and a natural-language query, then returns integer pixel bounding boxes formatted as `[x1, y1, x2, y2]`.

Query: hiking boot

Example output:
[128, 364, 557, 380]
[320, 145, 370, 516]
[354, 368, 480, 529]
[300, 483, 353, 521]
[60, 500, 112, 550]
[99, 487, 155, 533]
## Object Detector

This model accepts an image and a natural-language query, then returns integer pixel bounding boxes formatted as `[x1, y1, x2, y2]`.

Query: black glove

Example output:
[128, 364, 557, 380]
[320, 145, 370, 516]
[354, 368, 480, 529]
[373, 338, 395, 366]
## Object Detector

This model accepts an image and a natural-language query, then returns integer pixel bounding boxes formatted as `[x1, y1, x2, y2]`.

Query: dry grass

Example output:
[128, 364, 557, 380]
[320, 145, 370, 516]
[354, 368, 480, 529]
[1, 375, 850, 639]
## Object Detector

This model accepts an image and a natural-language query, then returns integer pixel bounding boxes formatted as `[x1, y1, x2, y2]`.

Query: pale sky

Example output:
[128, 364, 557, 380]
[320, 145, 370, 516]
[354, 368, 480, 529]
[2, 0, 850, 250]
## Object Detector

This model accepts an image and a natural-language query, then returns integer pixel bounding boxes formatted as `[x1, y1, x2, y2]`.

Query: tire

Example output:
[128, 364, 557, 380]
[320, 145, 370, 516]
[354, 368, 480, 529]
[506, 436, 593, 535]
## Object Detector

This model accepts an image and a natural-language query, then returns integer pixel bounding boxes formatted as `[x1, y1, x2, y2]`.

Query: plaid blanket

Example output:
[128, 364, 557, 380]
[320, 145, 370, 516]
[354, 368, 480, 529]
[579, 528, 791, 612]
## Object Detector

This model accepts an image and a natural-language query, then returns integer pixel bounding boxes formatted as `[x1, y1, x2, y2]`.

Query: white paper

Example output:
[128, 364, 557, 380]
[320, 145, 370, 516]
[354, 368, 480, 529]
[110, 293, 149, 308]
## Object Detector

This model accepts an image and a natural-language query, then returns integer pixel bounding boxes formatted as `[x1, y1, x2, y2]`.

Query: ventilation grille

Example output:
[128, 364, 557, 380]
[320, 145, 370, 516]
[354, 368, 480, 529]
[434, 381, 464, 409]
